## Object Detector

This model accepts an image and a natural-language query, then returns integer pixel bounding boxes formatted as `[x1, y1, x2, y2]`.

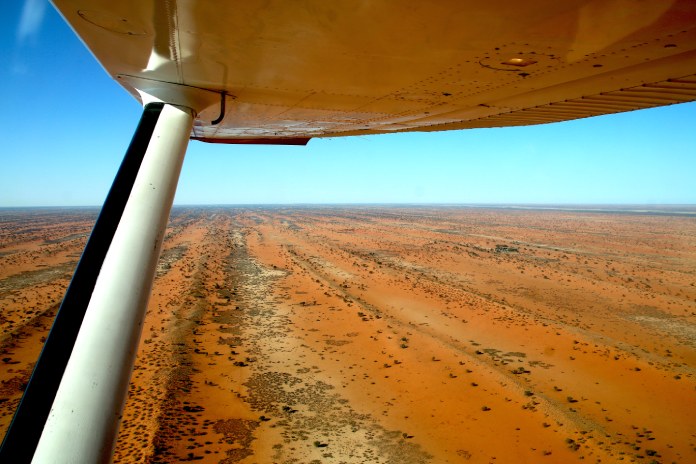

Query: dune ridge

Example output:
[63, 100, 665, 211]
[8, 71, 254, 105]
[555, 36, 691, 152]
[1, 206, 694, 463]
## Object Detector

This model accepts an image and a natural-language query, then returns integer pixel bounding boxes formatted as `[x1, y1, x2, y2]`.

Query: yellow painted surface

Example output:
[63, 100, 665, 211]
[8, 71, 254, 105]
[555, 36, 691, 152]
[53, 0, 696, 141]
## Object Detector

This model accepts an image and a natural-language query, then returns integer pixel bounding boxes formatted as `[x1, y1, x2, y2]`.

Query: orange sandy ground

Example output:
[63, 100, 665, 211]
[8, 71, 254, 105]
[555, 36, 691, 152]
[1, 207, 694, 463]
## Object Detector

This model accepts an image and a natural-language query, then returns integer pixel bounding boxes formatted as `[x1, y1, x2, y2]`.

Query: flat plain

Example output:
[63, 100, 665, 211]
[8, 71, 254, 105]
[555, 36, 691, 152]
[1, 206, 695, 463]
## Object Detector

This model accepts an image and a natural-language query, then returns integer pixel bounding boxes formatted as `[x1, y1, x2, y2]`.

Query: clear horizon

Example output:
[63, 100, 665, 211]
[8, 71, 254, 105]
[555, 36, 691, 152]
[2, 203, 695, 210]
[2, 2, 695, 207]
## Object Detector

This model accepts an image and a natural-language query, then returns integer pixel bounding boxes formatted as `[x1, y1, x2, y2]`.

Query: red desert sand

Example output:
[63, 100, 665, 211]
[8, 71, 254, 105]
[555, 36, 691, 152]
[1, 206, 694, 463]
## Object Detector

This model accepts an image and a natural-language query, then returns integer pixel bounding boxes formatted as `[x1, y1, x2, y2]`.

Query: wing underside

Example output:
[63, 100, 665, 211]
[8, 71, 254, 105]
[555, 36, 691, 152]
[53, 0, 696, 144]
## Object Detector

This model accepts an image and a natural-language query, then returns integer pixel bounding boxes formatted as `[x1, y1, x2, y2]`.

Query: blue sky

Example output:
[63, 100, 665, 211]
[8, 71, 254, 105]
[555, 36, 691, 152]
[1, 1, 695, 207]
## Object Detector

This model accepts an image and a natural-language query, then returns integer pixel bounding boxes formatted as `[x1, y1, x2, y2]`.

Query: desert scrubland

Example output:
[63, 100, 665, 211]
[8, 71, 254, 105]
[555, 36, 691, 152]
[1, 206, 695, 463]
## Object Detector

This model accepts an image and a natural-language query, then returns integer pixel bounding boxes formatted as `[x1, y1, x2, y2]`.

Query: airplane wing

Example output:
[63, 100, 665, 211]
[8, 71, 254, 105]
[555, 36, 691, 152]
[52, 0, 696, 145]
[4, 2, 695, 461]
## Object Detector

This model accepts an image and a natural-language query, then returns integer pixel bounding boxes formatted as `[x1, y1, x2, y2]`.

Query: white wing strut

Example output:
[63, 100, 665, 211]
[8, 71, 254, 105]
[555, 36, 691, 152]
[31, 103, 193, 463]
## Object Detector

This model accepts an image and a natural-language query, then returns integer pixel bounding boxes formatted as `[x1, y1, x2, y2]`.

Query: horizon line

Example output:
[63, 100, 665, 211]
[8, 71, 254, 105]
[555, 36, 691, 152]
[2, 202, 695, 211]
[2, 202, 696, 207]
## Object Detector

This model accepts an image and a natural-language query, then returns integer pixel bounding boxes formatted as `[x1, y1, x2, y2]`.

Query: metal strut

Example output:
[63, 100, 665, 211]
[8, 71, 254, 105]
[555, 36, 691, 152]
[0, 103, 166, 463]
[0, 103, 194, 463]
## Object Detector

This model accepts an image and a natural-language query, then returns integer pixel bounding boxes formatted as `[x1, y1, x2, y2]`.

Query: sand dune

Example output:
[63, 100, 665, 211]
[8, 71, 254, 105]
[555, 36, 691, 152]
[1, 206, 694, 463]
